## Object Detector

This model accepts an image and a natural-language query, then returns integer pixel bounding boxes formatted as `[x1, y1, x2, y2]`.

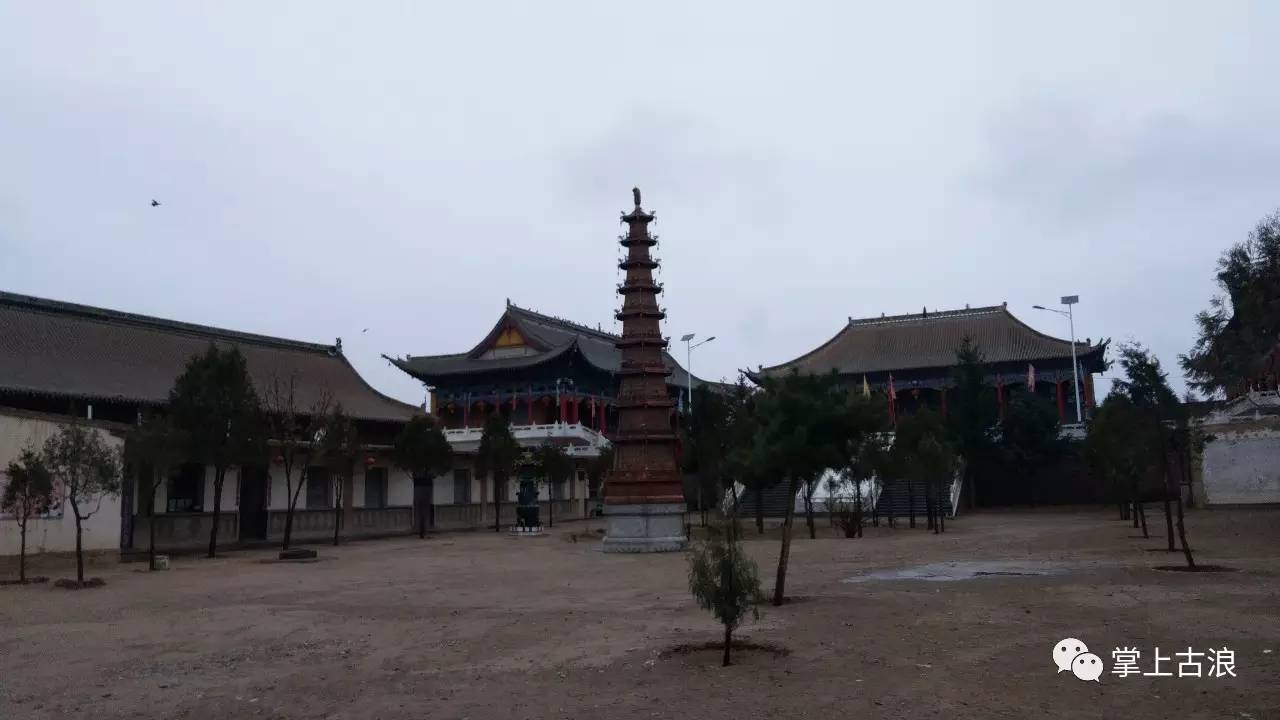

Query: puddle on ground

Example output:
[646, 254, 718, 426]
[843, 561, 1068, 583]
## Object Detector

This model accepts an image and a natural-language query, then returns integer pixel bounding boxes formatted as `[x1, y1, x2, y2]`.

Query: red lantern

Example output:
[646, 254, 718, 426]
[365, 455, 377, 467]
[273, 454, 284, 465]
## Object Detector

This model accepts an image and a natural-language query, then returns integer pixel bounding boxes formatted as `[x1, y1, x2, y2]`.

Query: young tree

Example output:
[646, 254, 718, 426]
[529, 442, 572, 527]
[1111, 343, 1197, 564]
[475, 413, 521, 532]
[999, 392, 1064, 506]
[744, 371, 856, 606]
[893, 410, 958, 535]
[392, 415, 453, 538]
[683, 385, 733, 525]
[687, 517, 765, 666]
[168, 344, 263, 558]
[1181, 210, 1280, 398]
[42, 423, 122, 585]
[839, 394, 890, 535]
[2, 448, 55, 583]
[721, 380, 775, 534]
[124, 413, 187, 570]
[319, 404, 360, 546]
[586, 444, 615, 515]
[1086, 393, 1166, 544]
[263, 373, 332, 551]
[948, 338, 998, 508]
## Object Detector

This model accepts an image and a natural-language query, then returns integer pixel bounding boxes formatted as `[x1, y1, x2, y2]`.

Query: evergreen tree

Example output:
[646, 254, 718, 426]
[475, 413, 521, 532]
[688, 518, 764, 666]
[124, 413, 187, 570]
[999, 392, 1064, 505]
[392, 415, 453, 537]
[948, 338, 998, 507]
[1181, 211, 1280, 397]
[529, 442, 572, 527]
[168, 344, 264, 558]
[744, 371, 859, 605]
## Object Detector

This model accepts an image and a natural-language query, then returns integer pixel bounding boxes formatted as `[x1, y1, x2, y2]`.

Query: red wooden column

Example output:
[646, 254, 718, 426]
[527, 391, 536, 424]
[996, 382, 1006, 422]
[1055, 381, 1066, 422]
[940, 388, 948, 419]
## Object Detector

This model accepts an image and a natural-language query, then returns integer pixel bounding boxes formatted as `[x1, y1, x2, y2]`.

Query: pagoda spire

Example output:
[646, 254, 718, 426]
[602, 187, 687, 553]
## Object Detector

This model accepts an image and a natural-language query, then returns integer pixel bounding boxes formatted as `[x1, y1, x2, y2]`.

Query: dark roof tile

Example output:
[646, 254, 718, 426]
[0, 291, 421, 422]
[757, 305, 1106, 377]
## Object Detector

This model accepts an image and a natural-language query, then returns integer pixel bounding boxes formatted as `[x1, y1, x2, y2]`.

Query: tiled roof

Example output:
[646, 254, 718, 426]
[0, 291, 421, 422]
[756, 304, 1107, 378]
[389, 303, 720, 388]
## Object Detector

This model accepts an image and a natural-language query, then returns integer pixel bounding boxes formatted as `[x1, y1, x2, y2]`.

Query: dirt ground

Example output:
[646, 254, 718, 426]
[1, 508, 1277, 720]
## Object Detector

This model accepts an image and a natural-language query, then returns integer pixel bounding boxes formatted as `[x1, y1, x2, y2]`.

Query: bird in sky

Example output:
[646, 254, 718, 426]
[151, 199, 161, 207]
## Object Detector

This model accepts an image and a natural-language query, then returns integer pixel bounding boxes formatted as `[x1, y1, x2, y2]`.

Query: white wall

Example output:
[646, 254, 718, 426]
[387, 466, 414, 506]
[0, 412, 124, 556]
[1201, 429, 1280, 505]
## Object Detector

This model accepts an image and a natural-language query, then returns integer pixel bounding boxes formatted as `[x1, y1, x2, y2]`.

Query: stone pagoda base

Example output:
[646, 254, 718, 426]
[601, 502, 687, 553]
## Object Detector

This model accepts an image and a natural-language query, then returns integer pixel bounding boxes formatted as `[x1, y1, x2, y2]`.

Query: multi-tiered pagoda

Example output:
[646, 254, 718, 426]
[602, 188, 687, 552]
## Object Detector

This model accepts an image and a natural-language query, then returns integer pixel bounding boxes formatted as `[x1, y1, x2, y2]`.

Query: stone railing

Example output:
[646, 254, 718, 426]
[444, 423, 611, 455]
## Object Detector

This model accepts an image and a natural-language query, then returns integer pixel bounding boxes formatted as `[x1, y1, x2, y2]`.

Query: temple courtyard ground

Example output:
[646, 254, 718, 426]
[1, 509, 1277, 720]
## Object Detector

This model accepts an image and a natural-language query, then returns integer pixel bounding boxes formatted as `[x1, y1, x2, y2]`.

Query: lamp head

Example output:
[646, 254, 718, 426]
[680, 333, 695, 342]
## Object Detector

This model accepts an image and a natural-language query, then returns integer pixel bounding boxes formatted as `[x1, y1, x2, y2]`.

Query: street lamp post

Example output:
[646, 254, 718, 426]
[679, 334, 716, 412]
[1033, 295, 1082, 424]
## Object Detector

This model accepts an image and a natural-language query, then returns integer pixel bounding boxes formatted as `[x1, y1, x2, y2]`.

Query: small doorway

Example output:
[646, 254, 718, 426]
[239, 466, 269, 541]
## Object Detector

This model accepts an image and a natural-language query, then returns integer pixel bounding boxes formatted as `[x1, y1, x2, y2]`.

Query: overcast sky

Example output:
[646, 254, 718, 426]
[3, 2, 1278, 404]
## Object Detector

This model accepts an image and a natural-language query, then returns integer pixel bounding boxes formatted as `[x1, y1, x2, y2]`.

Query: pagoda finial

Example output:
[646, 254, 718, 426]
[632, 187, 641, 208]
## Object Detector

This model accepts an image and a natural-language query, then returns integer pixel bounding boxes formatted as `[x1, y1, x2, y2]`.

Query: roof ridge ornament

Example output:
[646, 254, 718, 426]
[633, 187, 641, 208]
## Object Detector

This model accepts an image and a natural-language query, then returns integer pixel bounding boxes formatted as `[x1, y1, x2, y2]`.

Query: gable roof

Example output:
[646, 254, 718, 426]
[0, 291, 421, 422]
[389, 302, 720, 388]
[754, 304, 1107, 379]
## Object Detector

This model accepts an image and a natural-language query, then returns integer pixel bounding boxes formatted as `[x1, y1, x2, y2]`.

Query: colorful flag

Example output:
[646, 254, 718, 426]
[1027, 363, 1036, 390]
[862, 374, 870, 397]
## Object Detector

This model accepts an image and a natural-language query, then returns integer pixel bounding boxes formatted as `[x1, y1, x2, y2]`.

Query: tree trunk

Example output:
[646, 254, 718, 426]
[149, 481, 158, 572]
[940, 478, 948, 532]
[548, 490, 555, 528]
[18, 519, 27, 583]
[208, 467, 225, 559]
[907, 478, 916, 529]
[1175, 489, 1196, 569]
[71, 497, 85, 584]
[417, 475, 427, 539]
[854, 483, 864, 538]
[283, 481, 303, 551]
[804, 490, 815, 540]
[722, 623, 732, 667]
[926, 481, 935, 531]
[493, 474, 502, 532]
[333, 476, 342, 547]
[755, 490, 764, 534]
[1137, 501, 1149, 539]
[1162, 470, 1175, 552]
[772, 475, 799, 606]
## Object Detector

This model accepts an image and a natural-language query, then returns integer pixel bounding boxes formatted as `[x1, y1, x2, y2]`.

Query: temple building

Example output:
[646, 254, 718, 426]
[0, 291, 423, 557]
[387, 298, 717, 516]
[749, 303, 1108, 423]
